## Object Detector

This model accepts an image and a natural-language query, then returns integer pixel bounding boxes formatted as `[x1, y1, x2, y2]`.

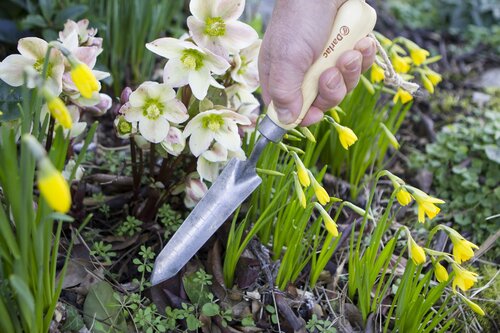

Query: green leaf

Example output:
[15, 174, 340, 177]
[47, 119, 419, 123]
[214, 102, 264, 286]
[0, 82, 22, 121]
[54, 5, 88, 26]
[39, 0, 55, 21]
[201, 303, 220, 317]
[19, 14, 47, 29]
[62, 304, 85, 331]
[9, 275, 35, 331]
[186, 315, 201, 331]
[241, 316, 255, 326]
[182, 271, 211, 305]
[83, 281, 127, 333]
[484, 145, 500, 164]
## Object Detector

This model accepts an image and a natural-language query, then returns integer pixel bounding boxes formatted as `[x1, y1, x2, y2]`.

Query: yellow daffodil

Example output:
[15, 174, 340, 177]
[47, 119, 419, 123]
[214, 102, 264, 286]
[308, 170, 330, 205]
[291, 152, 310, 187]
[393, 88, 413, 104]
[450, 234, 479, 264]
[374, 32, 392, 48]
[371, 62, 385, 83]
[43, 89, 72, 129]
[410, 48, 430, 66]
[434, 262, 449, 283]
[397, 187, 413, 206]
[391, 53, 411, 74]
[333, 122, 358, 150]
[406, 186, 445, 223]
[426, 69, 442, 86]
[70, 61, 99, 98]
[293, 172, 307, 208]
[314, 203, 338, 237]
[408, 235, 426, 265]
[38, 158, 71, 213]
[452, 263, 478, 292]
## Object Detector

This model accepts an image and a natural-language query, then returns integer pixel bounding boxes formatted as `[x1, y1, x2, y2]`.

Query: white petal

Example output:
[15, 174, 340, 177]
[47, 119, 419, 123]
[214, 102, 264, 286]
[189, 0, 213, 20]
[139, 117, 170, 143]
[161, 126, 186, 156]
[146, 38, 193, 59]
[189, 129, 214, 156]
[73, 46, 99, 68]
[0, 55, 35, 87]
[123, 105, 143, 122]
[215, 0, 245, 21]
[221, 109, 252, 125]
[188, 67, 211, 100]
[220, 21, 258, 52]
[228, 146, 246, 160]
[163, 99, 189, 124]
[163, 59, 190, 87]
[209, 76, 224, 89]
[92, 70, 110, 81]
[197, 157, 220, 182]
[182, 115, 202, 138]
[213, 127, 241, 151]
[70, 122, 87, 138]
[60, 29, 79, 52]
[18, 37, 48, 60]
[205, 50, 230, 75]
[202, 142, 228, 162]
[129, 83, 152, 107]
[146, 81, 175, 101]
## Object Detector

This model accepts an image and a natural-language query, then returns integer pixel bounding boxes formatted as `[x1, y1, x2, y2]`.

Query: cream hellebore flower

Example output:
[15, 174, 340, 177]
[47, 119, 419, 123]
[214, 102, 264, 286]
[197, 142, 245, 182]
[226, 84, 260, 133]
[406, 186, 445, 223]
[0, 37, 64, 94]
[187, 0, 258, 58]
[231, 39, 261, 91]
[123, 81, 188, 143]
[178, 173, 209, 208]
[146, 38, 229, 100]
[161, 127, 186, 156]
[183, 109, 251, 156]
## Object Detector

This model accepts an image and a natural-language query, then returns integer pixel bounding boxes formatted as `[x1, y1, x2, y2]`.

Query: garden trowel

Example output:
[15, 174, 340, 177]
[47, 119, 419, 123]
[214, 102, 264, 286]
[151, 0, 377, 286]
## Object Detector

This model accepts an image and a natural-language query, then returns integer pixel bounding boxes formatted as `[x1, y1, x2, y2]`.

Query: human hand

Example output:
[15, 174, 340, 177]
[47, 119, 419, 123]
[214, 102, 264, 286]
[259, 0, 376, 126]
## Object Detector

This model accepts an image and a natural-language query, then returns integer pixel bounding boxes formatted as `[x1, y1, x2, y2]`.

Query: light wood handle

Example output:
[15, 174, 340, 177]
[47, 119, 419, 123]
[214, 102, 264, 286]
[266, 0, 377, 130]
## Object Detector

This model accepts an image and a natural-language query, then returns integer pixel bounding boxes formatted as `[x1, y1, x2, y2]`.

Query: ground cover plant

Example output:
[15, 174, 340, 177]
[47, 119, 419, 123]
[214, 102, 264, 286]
[0, 0, 497, 332]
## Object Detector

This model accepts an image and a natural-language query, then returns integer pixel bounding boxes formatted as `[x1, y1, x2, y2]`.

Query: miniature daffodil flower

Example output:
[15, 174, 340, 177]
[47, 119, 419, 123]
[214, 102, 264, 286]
[231, 39, 261, 91]
[380, 123, 400, 149]
[408, 235, 426, 265]
[293, 172, 307, 208]
[123, 81, 188, 143]
[410, 48, 430, 66]
[314, 203, 338, 237]
[187, 0, 258, 58]
[426, 69, 442, 86]
[146, 38, 230, 100]
[406, 186, 445, 223]
[393, 88, 413, 104]
[291, 152, 310, 187]
[434, 262, 449, 283]
[396, 187, 413, 206]
[183, 109, 250, 156]
[443, 228, 479, 264]
[308, 170, 330, 205]
[333, 122, 358, 150]
[0, 37, 64, 95]
[70, 60, 99, 98]
[391, 53, 411, 74]
[42, 89, 72, 129]
[38, 158, 71, 213]
[370, 62, 385, 83]
[452, 263, 478, 292]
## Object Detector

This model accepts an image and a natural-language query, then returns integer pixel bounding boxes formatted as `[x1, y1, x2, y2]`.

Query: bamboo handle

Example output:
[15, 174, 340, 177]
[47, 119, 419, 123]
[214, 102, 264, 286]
[266, 0, 377, 130]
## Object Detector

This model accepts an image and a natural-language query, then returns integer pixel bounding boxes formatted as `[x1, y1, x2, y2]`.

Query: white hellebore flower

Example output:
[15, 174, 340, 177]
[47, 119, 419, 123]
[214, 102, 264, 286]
[161, 127, 186, 156]
[145, 38, 229, 100]
[183, 173, 209, 208]
[231, 39, 261, 91]
[187, 0, 258, 58]
[197, 142, 245, 182]
[123, 81, 188, 143]
[226, 84, 260, 133]
[0, 37, 64, 95]
[183, 109, 251, 156]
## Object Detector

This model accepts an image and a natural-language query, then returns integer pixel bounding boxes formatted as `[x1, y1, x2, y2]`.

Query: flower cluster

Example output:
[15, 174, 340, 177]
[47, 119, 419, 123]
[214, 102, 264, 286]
[116, 0, 261, 206]
[371, 33, 442, 104]
[0, 19, 111, 135]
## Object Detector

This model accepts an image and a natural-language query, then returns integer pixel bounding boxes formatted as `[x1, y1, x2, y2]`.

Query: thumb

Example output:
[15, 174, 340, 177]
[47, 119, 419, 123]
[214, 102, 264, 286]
[268, 54, 307, 124]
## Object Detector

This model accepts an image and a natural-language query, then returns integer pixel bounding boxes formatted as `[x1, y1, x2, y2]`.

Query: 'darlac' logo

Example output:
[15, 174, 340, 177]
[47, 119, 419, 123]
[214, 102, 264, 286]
[323, 25, 350, 58]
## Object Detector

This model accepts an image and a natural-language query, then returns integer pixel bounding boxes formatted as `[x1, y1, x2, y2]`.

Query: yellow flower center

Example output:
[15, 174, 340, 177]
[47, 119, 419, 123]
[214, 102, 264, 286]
[204, 17, 226, 37]
[180, 49, 205, 70]
[143, 100, 163, 120]
[33, 58, 53, 77]
[202, 114, 224, 131]
[118, 118, 133, 134]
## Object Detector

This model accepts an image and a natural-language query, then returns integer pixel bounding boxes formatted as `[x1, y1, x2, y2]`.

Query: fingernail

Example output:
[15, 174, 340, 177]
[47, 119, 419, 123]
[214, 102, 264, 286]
[345, 54, 361, 72]
[326, 70, 341, 89]
[275, 108, 294, 124]
[358, 38, 374, 57]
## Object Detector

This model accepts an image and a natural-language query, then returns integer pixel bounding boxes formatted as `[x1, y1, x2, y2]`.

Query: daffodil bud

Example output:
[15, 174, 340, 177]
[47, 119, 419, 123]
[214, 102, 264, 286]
[408, 236, 426, 265]
[70, 59, 99, 98]
[461, 296, 485, 316]
[426, 69, 442, 86]
[421, 73, 434, 94]
[434, 262, 449, 283]
[314, 203, 338, 237]
[332, 122, 358, 150]
[299, 127, 316, 143]
[308, 170, 330, 206]
[391, 53, 411, 74]
[396, 187, 412, 206]
[42, 88, 72, 129]
[291, 152, 310, 188]
[393, 88, 413, 104]
[38, 158, 71, 213]
[293, 173, 307, 208]
[370, 62, 385, 83]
